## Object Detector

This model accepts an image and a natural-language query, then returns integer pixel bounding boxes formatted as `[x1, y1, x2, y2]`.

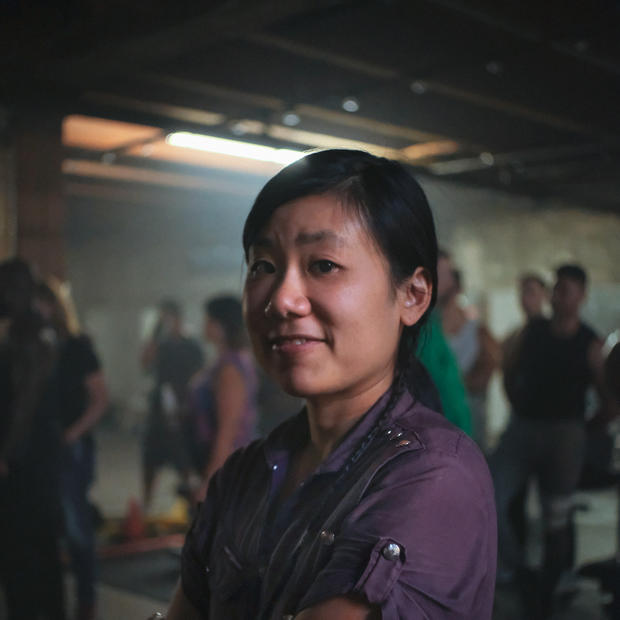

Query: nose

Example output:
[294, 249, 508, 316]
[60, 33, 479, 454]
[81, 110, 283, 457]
[265, 269, 311, 319]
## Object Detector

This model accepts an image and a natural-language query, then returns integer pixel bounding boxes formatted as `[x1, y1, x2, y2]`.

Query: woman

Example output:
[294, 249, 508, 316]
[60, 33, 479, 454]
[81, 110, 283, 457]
[161, 150, 496, 619]
[35, 282, 108, 620]
[188, 296, 258, 498]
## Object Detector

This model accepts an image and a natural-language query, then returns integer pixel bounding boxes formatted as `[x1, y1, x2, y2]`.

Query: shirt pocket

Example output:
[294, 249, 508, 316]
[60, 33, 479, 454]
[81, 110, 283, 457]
[208, 542, 248, 602]
[354, 537, 406, 605]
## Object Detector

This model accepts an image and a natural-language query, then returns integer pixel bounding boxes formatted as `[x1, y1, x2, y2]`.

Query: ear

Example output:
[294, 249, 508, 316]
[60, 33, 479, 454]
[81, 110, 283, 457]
[399, 266, 433, 326]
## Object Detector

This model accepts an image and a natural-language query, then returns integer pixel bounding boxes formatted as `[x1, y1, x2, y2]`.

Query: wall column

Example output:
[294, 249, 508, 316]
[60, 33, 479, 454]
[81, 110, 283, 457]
[0, 108, 17, 261]
[14, 109, 66, 279]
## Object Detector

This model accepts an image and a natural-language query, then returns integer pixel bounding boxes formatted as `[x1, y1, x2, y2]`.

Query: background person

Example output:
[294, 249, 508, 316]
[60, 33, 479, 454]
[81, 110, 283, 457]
[437, 253, 500, 452]
[416, 254, 472, 435]
[140, 298, 203, 511]
[491, 264, 613, 615]
[501, 272, 549, 555]
[35, 282, 108, 620]
[188, 295, 258, 499]
[502, 273, 549, 402]
[162, 149, 496, 620]
[0, 259, 66, 620]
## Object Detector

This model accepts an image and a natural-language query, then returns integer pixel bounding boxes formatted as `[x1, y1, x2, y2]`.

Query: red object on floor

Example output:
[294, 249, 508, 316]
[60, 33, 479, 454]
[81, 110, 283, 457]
[122, 497, 145, 541]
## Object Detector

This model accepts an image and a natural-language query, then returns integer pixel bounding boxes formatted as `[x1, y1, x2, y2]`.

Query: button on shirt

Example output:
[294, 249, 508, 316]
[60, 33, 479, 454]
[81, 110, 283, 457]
[181, 387, 497, 619]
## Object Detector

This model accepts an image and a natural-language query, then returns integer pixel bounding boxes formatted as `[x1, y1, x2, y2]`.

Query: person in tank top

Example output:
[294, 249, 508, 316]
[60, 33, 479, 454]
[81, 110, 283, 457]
[491, 264, 615, 616]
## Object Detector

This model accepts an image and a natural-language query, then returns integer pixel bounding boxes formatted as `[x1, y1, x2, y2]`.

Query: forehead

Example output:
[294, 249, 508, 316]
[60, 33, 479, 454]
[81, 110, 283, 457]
[522, 279, 544, 292]
[555, 276, 584, 292]
[253, 193, 368, 244]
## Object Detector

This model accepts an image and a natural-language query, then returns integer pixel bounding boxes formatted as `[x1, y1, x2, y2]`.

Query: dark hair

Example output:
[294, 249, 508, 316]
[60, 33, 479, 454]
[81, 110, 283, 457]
[159, 297, 182, 317]
[242, 149, 438, 388]
[0, 258, 35, 319]
[520, 272, 547, 289]
[452, 268, 462, 291]
[35, 282, 69, 337]
[205, 295, 247, 350]
[556, 264, 587, 288]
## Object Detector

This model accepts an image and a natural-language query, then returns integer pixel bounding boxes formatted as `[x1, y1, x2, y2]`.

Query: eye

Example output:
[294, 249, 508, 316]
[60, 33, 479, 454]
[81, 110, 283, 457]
[310, 260, 339, 275]
[248, 260, 276, 277]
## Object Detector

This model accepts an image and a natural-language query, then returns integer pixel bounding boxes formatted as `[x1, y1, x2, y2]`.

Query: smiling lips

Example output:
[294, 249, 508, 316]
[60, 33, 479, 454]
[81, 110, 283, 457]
[269, 335, 324, 352]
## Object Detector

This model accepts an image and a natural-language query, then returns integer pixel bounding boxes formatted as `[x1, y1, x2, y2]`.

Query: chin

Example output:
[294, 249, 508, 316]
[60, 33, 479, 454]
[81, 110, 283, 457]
[272, 371, 330, 399]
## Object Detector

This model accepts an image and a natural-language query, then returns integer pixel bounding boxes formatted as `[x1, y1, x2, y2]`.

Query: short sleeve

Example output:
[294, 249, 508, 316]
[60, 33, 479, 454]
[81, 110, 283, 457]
[298, 438, 496, 619]
[75, 335, 101, 375]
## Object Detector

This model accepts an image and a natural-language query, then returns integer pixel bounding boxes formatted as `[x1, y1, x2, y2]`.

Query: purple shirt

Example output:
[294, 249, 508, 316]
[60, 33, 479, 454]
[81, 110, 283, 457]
[182, 388, 497, 619]
[188, 350, 258, 451]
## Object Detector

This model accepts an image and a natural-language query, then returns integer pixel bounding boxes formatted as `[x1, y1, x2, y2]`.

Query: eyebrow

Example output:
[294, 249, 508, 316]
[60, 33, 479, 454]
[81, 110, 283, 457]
[252, 230, 346, 249]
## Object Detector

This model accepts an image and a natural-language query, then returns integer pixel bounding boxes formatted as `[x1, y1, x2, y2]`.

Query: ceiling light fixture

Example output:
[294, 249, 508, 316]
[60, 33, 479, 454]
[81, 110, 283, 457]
[479, 151, 495, 166]
[166, 131, 305, 165]
[485, 61, 504, 76]
[341, 97, 360, 113]
[282, 111, 301, 126]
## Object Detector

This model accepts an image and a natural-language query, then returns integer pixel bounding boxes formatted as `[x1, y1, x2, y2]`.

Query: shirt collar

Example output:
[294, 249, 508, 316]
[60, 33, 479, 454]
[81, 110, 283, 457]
[263, 387, 417, 475]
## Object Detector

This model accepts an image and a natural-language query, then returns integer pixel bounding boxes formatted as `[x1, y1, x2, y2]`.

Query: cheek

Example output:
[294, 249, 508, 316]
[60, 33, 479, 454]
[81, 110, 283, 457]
[330, 282, 399, 346]
[243, 284, 268, 334]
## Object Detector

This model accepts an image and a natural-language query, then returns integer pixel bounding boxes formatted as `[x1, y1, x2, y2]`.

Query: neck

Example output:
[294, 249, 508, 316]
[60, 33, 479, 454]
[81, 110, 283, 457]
[551, 313, 580, 336]
[304, 371, 394, 462]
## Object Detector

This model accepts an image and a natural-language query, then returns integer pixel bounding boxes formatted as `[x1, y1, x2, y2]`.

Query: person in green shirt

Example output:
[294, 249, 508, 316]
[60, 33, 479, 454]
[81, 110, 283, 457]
[417, 310, 472, 435]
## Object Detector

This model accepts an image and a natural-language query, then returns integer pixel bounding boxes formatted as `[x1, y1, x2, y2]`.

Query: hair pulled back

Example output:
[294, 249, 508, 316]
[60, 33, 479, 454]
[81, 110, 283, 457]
[242, 149, 438, 396]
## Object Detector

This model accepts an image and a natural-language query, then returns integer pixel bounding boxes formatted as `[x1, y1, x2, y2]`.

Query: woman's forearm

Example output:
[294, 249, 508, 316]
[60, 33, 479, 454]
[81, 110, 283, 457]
[64, 371, 108, 443]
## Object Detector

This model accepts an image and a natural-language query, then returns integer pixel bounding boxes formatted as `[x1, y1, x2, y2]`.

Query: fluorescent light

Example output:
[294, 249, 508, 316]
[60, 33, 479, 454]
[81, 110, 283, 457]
[166, 131, 305, 165]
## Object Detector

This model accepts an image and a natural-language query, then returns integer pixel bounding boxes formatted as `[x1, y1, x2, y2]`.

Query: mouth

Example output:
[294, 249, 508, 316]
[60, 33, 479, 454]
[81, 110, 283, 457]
[268, 335, 324, 352]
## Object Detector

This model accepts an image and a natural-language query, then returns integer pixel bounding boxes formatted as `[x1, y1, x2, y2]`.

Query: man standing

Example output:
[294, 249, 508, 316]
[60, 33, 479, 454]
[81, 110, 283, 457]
[491, 264, 612, 616]
[141, 299, 204, 511]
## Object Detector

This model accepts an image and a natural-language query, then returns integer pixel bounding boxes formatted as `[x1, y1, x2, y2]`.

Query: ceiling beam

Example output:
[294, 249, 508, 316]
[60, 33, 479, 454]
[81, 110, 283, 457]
[422, 0, 620, 77]
[244, 32, 610, 141]
[49, 0, 354, 75]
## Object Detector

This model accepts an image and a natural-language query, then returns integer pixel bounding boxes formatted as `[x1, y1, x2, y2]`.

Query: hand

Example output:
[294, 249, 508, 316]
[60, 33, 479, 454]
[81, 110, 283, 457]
[0, 460, 8, 477]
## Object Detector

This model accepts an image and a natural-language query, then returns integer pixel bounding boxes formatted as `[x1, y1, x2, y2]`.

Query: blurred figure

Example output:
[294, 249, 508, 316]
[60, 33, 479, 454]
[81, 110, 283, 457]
[501, 273, 549, 568]
[416, 251, 472, 434]
[438, 255, 500, 452]
[35, 282, 108, 620]
[188, 296, 258, 500]
[0, 259, 66, 620]
[503, 273, 548, 398]
[140, 299, 203, 510]
[491, 264, 612, 616]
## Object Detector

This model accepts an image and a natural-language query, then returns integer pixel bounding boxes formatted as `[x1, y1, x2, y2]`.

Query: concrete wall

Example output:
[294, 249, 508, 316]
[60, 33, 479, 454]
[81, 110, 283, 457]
[66, 179, 265, 428]
[66, 174, 620, 436]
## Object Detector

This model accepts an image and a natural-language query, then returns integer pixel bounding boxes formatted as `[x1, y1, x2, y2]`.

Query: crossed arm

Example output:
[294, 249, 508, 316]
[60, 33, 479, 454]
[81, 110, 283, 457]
[163, 584, 378, 620]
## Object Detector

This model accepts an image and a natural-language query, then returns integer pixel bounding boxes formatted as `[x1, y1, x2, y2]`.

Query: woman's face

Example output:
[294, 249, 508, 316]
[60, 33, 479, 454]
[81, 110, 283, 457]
[243, 193, 412, 401]
[204, 315, 224, 346]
